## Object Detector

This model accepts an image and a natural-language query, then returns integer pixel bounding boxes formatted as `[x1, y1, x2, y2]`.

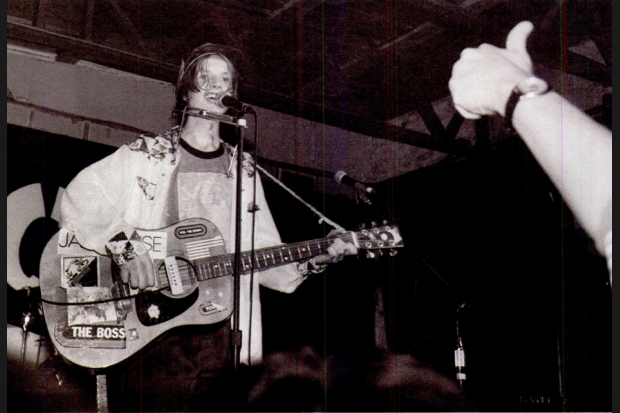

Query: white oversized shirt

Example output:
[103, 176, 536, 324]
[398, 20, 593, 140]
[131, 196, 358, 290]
[60, 127, 307, 364]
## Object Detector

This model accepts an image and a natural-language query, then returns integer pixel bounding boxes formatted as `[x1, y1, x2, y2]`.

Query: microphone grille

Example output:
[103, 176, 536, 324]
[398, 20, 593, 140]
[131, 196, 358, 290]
[334, 170, 346, 183]
[216, 91, 236, 109]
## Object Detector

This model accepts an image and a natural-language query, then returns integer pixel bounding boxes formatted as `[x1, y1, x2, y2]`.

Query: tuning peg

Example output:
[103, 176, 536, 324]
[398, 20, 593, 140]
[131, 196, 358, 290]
[382, 220, 389, 226]
[370, 221, 378, 228]
[366, 250, 384, 260]
[358, 223, 366, 230]
[389, 249, 398, 257]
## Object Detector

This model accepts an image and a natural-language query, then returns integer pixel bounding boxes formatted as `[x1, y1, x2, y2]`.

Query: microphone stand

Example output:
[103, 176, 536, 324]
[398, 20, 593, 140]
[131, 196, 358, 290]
[348, 188, 392, 351]
[455, 303, 467, 389]
[181, 106, 246, 372]
[231, 114, 247, 372]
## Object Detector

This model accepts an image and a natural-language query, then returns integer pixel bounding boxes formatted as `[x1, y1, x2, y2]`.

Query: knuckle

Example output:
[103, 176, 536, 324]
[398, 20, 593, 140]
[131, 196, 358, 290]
[460, 47, 475, 58]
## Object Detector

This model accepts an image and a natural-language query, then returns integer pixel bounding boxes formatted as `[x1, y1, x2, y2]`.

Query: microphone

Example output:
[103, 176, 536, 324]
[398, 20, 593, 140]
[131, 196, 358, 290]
[216, 92, 255, 113]
[334, 171, 376, 194]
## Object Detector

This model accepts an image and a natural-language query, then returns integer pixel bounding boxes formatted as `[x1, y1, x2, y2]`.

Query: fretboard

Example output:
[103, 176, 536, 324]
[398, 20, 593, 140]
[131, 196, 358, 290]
[192, 232, 355, 281]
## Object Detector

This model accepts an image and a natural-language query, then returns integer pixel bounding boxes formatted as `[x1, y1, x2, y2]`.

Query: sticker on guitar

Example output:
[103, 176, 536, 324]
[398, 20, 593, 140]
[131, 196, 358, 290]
[57, 227, 170, 260]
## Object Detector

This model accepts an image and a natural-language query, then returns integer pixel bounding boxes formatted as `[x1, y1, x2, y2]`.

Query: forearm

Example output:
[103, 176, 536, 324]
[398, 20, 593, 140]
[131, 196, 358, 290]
[512, 91, 612, 251]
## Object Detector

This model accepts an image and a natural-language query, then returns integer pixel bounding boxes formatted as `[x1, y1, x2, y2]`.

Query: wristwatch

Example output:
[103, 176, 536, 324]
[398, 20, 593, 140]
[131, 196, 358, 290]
[505, 76, 550, 130]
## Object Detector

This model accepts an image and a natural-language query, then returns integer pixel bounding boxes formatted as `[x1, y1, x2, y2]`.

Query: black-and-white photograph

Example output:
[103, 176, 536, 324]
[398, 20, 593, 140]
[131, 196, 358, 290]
[7, 1, 611, 412]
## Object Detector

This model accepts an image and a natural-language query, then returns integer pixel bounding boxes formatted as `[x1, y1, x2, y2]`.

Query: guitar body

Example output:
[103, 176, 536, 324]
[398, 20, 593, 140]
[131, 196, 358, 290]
[40, 217, 403, 369]
[40, 218, 233, 369]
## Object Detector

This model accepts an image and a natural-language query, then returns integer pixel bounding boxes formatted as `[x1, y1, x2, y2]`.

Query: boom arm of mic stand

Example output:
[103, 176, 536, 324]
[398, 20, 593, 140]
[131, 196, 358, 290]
[182, 106, 241, 126]
[356, 191, 372, 206]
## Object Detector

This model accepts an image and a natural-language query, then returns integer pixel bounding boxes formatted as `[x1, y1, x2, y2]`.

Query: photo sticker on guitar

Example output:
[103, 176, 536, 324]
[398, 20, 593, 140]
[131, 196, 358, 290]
[66, 286, 118, 325]
[61, 255, 99, 288]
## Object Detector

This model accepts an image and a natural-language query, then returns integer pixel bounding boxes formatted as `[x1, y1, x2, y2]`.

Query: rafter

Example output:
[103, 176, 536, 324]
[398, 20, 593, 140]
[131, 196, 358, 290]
[84, 0, 96, 41]
[104, 0, 156, 58]
[8, 0, 609, 156]
[8, 20, 178, 81]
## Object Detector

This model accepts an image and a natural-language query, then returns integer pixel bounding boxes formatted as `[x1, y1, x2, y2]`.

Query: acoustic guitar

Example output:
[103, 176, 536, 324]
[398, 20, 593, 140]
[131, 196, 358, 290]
[40, 218, 403, 369]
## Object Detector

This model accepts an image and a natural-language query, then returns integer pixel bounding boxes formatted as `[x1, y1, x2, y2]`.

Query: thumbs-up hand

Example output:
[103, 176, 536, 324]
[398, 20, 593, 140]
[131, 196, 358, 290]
[449, 21, 536, 119]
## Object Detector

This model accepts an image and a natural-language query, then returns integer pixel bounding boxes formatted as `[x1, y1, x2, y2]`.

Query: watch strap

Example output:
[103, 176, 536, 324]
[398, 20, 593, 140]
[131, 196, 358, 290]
[505, 77, 550, 132]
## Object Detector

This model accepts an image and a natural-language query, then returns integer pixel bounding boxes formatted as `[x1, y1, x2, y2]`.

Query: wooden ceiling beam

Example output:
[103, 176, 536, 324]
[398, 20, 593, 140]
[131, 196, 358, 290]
[242, 85, 474, 154]
[7, 20, 179, 82]
[588, 1, 612, 66]
[33, 0, 47, 28]
[84, 0, 96, 41]
[268, 0, 325, 20]
[8, 20, 472, 154]
[104, 0, 156, 58]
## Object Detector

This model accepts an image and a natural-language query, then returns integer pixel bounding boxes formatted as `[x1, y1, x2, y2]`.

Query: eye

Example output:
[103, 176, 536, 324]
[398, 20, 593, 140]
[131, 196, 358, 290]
[197, 72, 209, 88]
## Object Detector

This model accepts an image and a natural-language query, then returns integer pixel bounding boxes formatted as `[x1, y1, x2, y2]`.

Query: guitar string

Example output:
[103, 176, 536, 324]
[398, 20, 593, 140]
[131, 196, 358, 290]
[43, 231, 375, 305]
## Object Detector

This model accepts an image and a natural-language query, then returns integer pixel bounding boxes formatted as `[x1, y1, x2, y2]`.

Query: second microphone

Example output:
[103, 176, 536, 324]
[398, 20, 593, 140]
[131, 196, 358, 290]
[334, 171, 376, 194]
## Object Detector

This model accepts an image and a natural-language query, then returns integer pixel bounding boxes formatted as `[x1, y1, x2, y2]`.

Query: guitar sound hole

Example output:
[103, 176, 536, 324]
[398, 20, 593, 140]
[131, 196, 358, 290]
[158, 257, 197, 298]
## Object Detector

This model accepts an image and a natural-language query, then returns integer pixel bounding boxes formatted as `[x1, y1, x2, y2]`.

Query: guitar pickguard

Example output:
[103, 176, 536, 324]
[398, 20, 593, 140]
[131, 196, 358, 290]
[136, 289, 199, 326]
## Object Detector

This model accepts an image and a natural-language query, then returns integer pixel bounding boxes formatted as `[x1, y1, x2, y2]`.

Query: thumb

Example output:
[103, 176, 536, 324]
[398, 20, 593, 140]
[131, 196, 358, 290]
[505, 21, 534, 52]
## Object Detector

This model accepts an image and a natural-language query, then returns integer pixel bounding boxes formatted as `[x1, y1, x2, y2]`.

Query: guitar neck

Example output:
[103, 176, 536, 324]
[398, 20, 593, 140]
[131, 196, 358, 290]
[191, 232, 355, 281]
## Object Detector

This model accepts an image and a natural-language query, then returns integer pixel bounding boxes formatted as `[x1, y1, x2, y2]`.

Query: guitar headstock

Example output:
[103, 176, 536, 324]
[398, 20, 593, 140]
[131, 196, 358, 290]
[354, 222, 404, 252]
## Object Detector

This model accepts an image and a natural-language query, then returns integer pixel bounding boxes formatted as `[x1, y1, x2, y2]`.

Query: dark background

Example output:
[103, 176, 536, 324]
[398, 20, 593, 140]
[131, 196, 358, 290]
[8, 124, 611, 412]
[261, 135, 611, 411]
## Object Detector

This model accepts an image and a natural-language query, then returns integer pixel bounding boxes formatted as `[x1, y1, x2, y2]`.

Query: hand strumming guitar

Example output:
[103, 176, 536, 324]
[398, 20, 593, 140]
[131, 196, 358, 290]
[120, 251, 156, 290]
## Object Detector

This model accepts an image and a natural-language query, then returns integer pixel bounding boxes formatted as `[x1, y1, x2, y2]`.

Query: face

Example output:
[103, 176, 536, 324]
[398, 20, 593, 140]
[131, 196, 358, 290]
[187, 54, 234, 114]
